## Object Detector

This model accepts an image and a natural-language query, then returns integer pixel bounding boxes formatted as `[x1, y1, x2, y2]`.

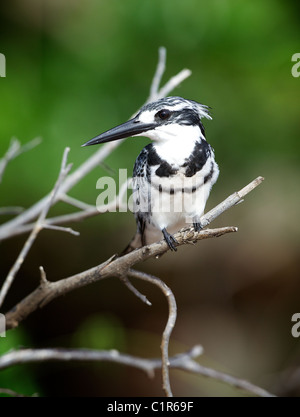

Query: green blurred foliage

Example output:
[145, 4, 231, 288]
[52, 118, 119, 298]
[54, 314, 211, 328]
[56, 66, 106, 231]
[73, 313, 127, 351]
[0, 0, 299, 396]
[0, 0, 299, 205]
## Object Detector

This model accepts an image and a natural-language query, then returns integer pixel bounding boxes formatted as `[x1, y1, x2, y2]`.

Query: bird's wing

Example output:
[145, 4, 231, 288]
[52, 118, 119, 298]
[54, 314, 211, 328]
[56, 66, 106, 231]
[132, 146, 152, 245]
[121, 145, 152, 255]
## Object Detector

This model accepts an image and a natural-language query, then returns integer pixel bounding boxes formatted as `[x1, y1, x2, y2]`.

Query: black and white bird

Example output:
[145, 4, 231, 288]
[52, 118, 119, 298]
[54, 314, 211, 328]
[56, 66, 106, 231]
[83, 96, 219, 253]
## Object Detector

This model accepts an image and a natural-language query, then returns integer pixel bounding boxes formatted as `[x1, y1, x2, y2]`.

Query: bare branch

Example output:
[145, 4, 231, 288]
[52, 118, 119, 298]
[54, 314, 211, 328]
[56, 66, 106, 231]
[128, 269, 177, 397]
[0, 347, 158, 374]
[0, 137, 41, 184]
[199, 176, 265, 229]
[174, 357, 276, 398]
[5, 227, 235, 329]
[119, 276, 152, 306]
[4, 176, 262, 328]
[0, 148, 72, 308]
[43, 224, 80, 236]
[59, 194, 94, 211]
[149, 46, 167, 100]
[1, 176, 264, 394]
[0, 345, 275, 397]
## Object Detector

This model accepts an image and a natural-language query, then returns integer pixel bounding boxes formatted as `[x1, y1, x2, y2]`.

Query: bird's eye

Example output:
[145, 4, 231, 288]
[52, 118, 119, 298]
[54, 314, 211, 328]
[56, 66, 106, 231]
[156, 109, 171, 120]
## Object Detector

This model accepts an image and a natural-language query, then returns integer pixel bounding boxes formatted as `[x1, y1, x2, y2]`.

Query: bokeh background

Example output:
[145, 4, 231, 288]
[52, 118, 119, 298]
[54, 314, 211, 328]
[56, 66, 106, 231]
[0, 0, 299, 396]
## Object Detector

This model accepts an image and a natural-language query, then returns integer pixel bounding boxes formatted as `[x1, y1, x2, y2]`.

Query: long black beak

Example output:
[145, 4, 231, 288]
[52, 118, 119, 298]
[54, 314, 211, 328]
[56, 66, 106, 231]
[82, 117, 156, 147]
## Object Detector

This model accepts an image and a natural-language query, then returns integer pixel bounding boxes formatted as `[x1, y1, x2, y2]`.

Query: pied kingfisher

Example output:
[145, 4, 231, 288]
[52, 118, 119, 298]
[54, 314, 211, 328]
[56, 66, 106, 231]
[83, 96, 219, 253]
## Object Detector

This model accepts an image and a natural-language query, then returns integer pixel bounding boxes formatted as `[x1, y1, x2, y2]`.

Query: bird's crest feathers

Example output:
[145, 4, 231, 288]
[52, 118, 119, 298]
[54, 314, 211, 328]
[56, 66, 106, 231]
[141, 96, 212, 121]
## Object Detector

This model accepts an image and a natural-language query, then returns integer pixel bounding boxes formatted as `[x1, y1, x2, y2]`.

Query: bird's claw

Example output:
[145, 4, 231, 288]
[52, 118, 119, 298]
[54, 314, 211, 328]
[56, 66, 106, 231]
[193, 222, 203, 232]
[162, 228, 178, 252]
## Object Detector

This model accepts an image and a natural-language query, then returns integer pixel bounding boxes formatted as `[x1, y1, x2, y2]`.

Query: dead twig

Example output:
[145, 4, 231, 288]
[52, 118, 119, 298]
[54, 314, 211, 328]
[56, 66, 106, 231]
[0, 345, 275, 397]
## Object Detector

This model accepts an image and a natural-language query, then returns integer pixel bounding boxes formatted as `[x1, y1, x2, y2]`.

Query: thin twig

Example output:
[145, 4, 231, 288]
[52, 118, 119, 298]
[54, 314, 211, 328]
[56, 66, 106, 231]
[0, 345, 275, 397]
[174, 358, 276, 397]
[60, 194, 95, 211]
[0, 148, 72, 308]
[0, 50, 191, 242]
[119, 276, 152, 306]
[0, 347, 189, 377]
[128, 269, 177, 397]
[199, 176, 265, 229]
[43, 224, 80, 236]
[0, 210, 98, 239]
[149, 47, 167, 100]
[39, 266, 48, 285]
[0, 137, 41, 183]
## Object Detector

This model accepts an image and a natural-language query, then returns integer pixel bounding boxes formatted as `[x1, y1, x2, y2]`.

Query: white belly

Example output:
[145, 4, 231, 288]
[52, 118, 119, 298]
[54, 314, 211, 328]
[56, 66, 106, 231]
[132, 156, 219, 245]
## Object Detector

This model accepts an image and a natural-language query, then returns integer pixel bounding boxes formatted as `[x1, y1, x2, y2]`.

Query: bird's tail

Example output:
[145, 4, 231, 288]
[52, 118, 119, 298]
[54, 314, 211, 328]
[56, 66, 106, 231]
[120, 232, 142, 256]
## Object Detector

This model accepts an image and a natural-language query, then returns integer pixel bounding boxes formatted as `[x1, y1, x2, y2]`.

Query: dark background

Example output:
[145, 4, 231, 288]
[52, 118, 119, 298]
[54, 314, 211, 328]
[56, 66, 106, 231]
[0, 0, 299, 396]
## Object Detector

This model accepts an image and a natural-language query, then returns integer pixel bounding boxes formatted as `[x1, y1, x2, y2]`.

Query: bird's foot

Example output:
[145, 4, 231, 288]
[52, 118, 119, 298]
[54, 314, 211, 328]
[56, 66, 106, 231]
[193, 222, 203, 232]
[162, 228, 178, 252]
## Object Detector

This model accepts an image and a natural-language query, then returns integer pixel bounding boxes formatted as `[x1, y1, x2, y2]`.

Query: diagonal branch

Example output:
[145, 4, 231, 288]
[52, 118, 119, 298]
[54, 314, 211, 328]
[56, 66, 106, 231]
[199, 176, 264, 229]
[119, 275, 152, 306]
[59, 194, 95, 211]
[5, 226, 234, 329]
[173, 354, 276, 397]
